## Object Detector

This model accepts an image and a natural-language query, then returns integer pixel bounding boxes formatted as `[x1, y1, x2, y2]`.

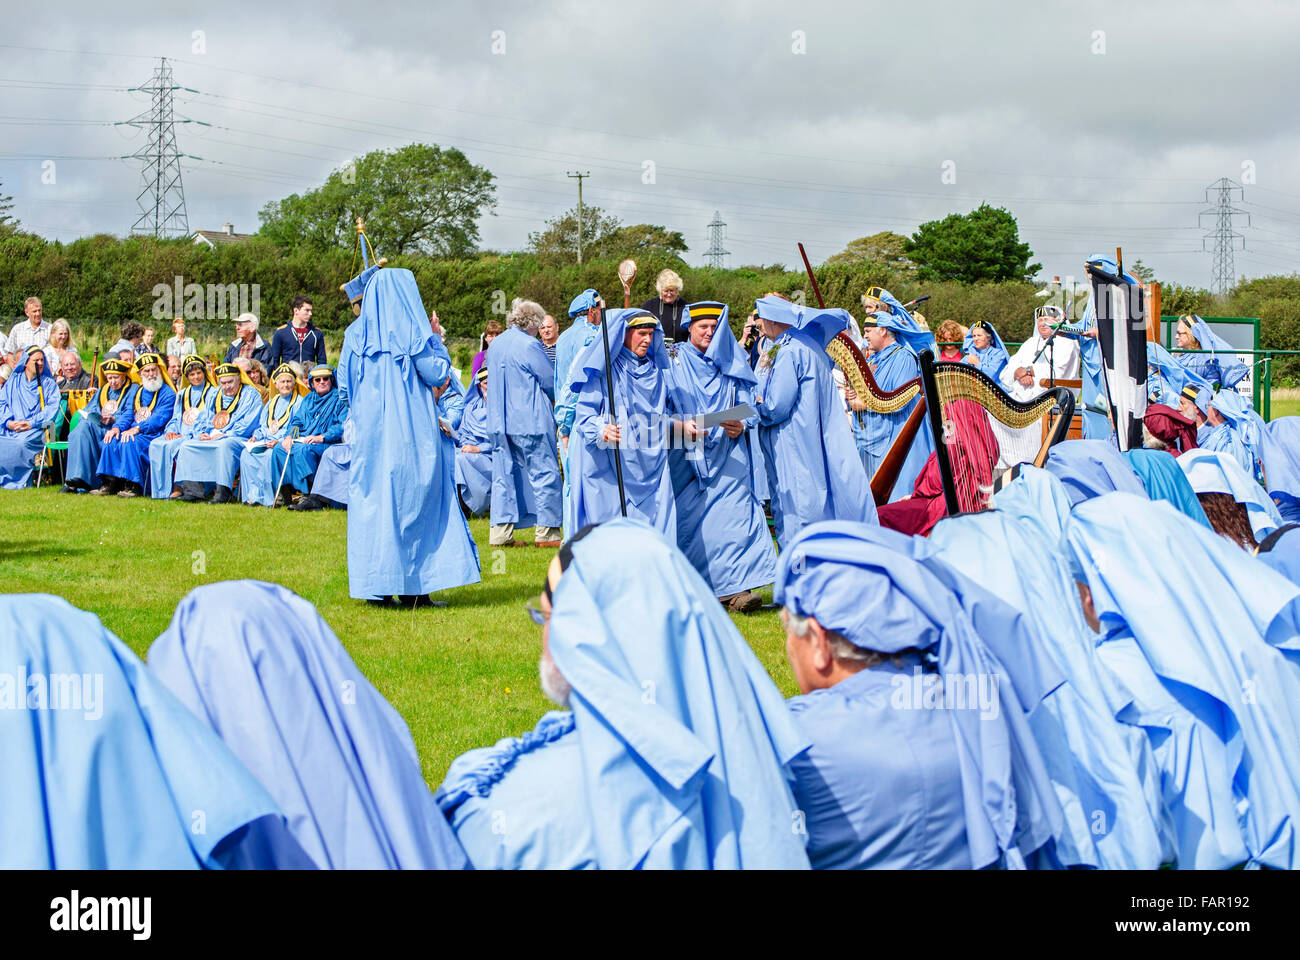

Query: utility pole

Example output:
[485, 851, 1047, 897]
[122, 57, 192, 238]
[567, 170, 590, 265]
[703, 210, 730, 269]
[1199, 177, 1249, 295]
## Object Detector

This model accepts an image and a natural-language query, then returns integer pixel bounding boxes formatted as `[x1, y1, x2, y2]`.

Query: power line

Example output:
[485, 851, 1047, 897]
[703, 210, 730, 269]
[1199, 177, 1249, 294]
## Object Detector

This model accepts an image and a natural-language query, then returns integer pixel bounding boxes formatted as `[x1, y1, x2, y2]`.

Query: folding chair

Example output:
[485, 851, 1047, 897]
[36, 399, 73, 488]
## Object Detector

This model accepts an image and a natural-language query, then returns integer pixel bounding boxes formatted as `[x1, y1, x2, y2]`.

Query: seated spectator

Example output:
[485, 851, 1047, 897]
[166, 353, 182, 385]
[265, 363, 347, 507]
[175, 363, 264, 503]
[0, 363, 10, 389]
[293, 422, 351, 512]
[1143, 402, 1198, 455]
[42, 319, 75, 371]
[149, 355, 216, 499]
[268, 295, 327, 370]
[107, 338, 136, 362]
[1262, 417, 1300, 524]
[538, 313, 560, 364]
[777, 520, 1061, 869]
[92, 353, 176, 498]
[121, 321, 147, 358]
[935, 319, 965, 361]
[1178, 384, 1210, 439]
[961, 320, 1010, 382]
[56, 350, 92, 391]
[239, 364, 306, 507]
[1202, 388, 1266, 484]
[0, 346, 60, 489]
[1175, 314, 1249, 390]
[142, 325, 157, 352]
[437, 519, 811, 869]
[148, 580, 469, 868]
[165, 317, 196, 359]
[2, 593, 312, 869]
[640, 268, 688, 343]
[61, 358, 138, 493]
[246, 357, 270, 398]
[223, 312, 272, 368]
[7, 296, 51, 364]
[455, 366, 493, 516]
[469, 319, 502, 380]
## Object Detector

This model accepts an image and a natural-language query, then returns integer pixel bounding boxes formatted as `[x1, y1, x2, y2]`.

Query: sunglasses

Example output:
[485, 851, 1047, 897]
[311, 376, 331, 383]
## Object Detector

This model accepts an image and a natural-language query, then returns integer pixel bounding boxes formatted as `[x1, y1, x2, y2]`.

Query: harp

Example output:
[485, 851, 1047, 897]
[919, 349, 1075, 516]
[826, 331, 927, 505]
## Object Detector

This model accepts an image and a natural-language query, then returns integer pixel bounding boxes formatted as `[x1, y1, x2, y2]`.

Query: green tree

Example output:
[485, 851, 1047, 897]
[906, 204, 1041, 283]
[603, 222, 688, 260]
[826, 230, 913, 270]
[527, 205, 622, 267]
[1129, 259, 1156, 282]
[0, 178, 17, 231]
[257, 144, 496, 257]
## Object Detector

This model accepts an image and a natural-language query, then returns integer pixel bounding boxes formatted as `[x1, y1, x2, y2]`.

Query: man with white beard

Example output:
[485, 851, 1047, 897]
[994, 306, 1081, 469]
[93, 353, 176, 497]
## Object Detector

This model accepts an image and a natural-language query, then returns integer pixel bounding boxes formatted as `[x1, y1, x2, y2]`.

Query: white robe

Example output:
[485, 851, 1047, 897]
[994, 333, 1081, 469]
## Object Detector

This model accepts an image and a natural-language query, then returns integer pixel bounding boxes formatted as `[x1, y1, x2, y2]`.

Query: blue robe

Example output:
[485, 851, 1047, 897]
[238, 392, 302, 506]
[1201, 388, 1266, 484]
[149, 382, 216, 498]
[486, 326, 560, 529]
[1263, 417, 1300, 523]
[787, 657, 971, 869]
[2, 593, 310, 868]
[1122, 448, 1211, 528]
[569, 311, 678, 537]
[664, 321, 777, 597]
[1179, 316, 1250, 390]
[1044, 438, 1148, 505]
[0, 364, 60, 488]
[1065, 494, 1300, 868]
[266, 385, 348, 495]
[1259, 526, 1300, 587]
[310, 442, 351, 506]
[554, 316, 603, 537]
[1061, 304, 1109, 440]
[96, 381, 175, 487]
[455, 385, 493, 516]
[65, 381, 137, 490]
[148, 581, 469, 869]
[859, 340, 933, 501]
[173, 383, 263, 487]
[437, 519, 811, 869]
[960, 323, 1010, 383]
[756, 328, 876, 549]
[774, 521, 1065, 869]
[1178, 448, 1282, 542]
[929, 506, 1171, 869]
[337, 268, 480, 599]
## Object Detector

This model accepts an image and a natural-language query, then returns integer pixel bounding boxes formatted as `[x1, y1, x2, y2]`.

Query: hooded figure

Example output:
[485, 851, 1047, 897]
[1064, 494, 1300, 868]
[1262, 417, 1300, 523]
[1122, 448, 1211, 528]
[1143, 402, 1200, 456]
[437, 519, 812, 869]
[753, 296, 876, 548]
[0, 345, 60, 488]
[1176, 315, 1250, 390]
[454, 366, 493, 516]
[1201, 387, 1266, 484]
[568, 308, 679, 537]
[64, 358, 138, 491]
[1147, 341, 1212, 409]
[554, 288, 604, 536]
[336, 268, 480, 602]
[485, 310, 561, 546]
[1178, 448, 1282, 543]
[238, 363, 306, 506]
[858, 308, 935, 499]
[664, 301, 777, 609]
[149, 354, 216, 498]
[928, 497, 1171, 869]
[93, 352, 176, 496]
[960, 320, 1010, 383]
[775, 521, 1064, 869]
[265, 363, 348, 503]
[148, 581, 469, 869]
[2, 593, 311, 869]
[1044, 438, 1147, 505]
[1258, 524, 1300, 587]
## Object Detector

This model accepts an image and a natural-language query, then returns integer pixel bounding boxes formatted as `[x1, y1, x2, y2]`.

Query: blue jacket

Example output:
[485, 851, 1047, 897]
[267, 322, 328, 370]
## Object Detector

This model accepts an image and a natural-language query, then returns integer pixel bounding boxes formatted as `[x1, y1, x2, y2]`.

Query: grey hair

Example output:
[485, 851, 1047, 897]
[782, 608, 883, 665]
[1142, 424, 1166, 450]
[508, 298, 546, 330]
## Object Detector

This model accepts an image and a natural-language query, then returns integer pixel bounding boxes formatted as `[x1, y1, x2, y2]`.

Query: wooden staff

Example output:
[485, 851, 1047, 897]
[797, 243, 826, 308]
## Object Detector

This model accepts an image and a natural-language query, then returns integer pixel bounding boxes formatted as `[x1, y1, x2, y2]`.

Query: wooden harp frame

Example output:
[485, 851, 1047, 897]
[826, 331, 927, 505]
[918, 349, 1075, 517]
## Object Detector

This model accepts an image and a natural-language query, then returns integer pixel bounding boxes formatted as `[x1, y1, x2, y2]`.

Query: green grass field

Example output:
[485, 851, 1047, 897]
[2, 487, 794, 788]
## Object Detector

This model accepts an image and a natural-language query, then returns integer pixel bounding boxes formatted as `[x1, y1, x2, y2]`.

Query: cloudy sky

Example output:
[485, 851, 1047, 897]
[3, 0, 1299, 286]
